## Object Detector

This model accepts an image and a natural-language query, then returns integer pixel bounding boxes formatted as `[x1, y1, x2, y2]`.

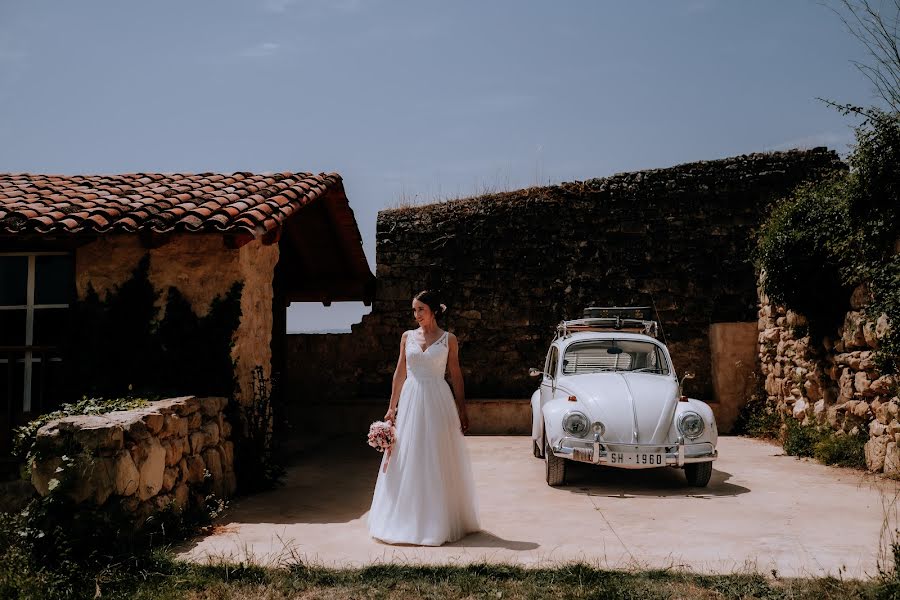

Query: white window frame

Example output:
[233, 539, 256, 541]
[0, 251, 70, 412]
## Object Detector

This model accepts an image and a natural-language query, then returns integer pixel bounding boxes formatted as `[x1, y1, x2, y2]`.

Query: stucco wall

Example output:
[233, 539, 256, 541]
[709, 322, 759, 433]
[75, 234, 277, 403]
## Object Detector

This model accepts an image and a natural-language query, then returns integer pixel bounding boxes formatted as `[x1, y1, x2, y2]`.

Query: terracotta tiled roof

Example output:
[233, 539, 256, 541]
[0, 172, 342, 234]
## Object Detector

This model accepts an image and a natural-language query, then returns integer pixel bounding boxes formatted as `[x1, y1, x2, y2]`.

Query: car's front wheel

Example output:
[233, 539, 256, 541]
[532, 411, 544, 459]
[684, 461, 713, 487]
[545, 438, 566, 486]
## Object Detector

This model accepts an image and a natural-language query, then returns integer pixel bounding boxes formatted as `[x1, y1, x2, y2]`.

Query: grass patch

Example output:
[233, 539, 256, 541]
[8, 557, 893, 600]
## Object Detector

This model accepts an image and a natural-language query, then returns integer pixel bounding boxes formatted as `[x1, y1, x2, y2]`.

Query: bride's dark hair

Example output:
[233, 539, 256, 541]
[414, 290, 446, 318]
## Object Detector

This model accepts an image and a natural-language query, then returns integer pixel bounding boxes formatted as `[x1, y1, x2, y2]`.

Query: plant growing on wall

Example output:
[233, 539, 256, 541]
[228, 366, 286, 493]
[756, 110, 900, 371]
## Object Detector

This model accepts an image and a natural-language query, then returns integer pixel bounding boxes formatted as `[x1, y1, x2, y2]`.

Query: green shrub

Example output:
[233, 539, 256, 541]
[780, 418, 868, 469]
[781, 418, 825, 458]
[756, 110, 900, 371]
[732, 396, 781, 439]
[755, 177, 853, 338]
[813, 429, 868, 469]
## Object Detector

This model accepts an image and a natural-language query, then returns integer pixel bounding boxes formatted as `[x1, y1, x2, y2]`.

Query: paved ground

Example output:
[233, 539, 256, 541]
[179, 436, 900, 578]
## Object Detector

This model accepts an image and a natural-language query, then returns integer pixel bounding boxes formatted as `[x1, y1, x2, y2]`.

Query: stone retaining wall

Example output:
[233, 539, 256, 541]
[757, 278, 897, 473]
[30, 396, 235, 523]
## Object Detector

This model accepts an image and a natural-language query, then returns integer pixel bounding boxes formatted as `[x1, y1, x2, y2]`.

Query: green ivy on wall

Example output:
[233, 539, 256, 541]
[755, 109, 900, 372]
[67, 254, 243, 399]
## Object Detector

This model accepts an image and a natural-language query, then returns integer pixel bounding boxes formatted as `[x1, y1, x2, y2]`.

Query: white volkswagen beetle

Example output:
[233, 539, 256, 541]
[530, 307, 718, 487]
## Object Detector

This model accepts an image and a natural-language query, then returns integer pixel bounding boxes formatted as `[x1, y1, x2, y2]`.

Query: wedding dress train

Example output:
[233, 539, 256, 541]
[367, 330, 480, 546]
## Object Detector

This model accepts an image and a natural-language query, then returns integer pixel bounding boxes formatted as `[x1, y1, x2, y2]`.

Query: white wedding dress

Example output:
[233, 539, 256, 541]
[367, 329, 481, 546]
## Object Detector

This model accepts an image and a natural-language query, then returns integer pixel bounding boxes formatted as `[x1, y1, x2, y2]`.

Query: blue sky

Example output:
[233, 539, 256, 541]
[0, 1, 874, 331]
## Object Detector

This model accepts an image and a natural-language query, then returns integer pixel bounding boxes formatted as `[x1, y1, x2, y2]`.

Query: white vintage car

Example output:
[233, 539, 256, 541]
[530, 307, 718, 487]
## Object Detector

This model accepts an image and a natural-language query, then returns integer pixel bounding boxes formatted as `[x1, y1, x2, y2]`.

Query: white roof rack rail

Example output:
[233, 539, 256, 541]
[556, 306, 659, 339]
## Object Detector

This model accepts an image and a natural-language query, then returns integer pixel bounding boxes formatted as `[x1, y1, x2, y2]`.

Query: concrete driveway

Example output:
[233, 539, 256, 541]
[179, 436, 900, 578]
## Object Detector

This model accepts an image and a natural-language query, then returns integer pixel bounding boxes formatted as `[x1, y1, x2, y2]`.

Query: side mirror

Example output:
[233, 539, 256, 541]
[529, 367, 543, 377]
[679, 372, 695, 402]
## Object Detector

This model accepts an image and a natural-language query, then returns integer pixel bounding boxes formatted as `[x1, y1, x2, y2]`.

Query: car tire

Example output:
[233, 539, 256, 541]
[684, 461, 713, 487]
[545, 438, 566, 486]
[531, 418, 547, 458]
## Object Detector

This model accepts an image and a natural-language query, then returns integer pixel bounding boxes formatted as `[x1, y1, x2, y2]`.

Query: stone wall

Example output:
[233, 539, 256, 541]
[76, 234, 278, 403]
[30, 396, 234, 523]
[286, 149, 844, 412]
[757, 278, 897, 473]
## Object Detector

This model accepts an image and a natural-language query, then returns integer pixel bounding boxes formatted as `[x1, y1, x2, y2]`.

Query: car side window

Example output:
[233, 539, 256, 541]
[545, 347, 559, 380]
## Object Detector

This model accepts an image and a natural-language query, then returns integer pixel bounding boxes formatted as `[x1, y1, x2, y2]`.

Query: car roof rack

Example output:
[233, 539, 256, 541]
[555, 306, 659, 339]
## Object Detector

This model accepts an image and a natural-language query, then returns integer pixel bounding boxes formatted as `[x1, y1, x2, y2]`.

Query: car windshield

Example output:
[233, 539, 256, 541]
[561, 339, 670, 375]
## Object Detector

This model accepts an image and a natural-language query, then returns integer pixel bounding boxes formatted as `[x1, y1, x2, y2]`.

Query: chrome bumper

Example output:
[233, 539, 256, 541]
[552, 436, 717, 467]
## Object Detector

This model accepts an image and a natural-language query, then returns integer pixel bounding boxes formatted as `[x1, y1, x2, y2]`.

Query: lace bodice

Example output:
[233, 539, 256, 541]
[405, 329, 450, 380]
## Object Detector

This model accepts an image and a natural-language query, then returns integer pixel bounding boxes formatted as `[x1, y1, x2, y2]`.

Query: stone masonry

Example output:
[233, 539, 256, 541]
[30, 396, 235, 523]
[757, 277, 897, 474]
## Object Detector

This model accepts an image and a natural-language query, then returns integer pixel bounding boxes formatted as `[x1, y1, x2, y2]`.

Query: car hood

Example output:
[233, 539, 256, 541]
[556, 373, 679, 445]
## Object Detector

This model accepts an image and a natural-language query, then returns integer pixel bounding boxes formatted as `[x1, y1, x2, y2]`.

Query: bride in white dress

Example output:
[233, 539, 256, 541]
[368, 290, 481, 546]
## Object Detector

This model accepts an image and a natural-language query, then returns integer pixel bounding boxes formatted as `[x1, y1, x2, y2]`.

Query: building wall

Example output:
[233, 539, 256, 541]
[285, 149, 844, 417]
[75, 233, 277, 403]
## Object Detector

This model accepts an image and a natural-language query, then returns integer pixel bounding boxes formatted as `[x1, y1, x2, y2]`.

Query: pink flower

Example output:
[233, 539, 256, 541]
[367, 420, 396, 472]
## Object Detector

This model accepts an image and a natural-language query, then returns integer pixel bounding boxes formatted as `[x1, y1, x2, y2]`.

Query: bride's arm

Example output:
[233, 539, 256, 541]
[385, 331, 408, 421]
[446, 334, 469, 434]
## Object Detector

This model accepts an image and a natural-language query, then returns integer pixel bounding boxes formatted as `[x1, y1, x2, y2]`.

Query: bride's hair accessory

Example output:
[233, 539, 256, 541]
[414, 289, 446, 317]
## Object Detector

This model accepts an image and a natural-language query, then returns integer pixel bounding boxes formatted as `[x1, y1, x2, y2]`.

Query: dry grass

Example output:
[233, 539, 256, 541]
[110, 559, 892, 600]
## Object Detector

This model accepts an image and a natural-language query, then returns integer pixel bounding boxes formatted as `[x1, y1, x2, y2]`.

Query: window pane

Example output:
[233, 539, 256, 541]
[0, 310, 26, 346]
[31, 356, 65, 414]
[35, 255, 74, 305]
[0, 357, 24, 412]
[0, 358, 25, 454]
[32, 308, 69, 346]
[0, 256, 27, 305]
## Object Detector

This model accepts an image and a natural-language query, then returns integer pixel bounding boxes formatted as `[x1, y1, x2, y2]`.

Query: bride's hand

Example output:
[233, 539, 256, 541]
[459, 412, 469, 435]
[384, 407, 397, 423]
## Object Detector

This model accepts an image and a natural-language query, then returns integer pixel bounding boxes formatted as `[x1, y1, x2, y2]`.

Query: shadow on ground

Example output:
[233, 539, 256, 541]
[560, 460, 751, 498]
[224, 438, 380, 525]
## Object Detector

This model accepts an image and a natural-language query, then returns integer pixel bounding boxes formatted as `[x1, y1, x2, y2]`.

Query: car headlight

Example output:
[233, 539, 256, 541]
[562, 411, 590, 437]
[678, 411, 705, 440]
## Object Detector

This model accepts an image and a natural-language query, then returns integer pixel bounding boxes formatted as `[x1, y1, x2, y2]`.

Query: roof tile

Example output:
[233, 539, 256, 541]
[0, 172, 342, 235]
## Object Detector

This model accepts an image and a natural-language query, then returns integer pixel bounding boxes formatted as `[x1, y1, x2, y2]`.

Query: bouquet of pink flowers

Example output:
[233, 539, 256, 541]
[367, 420, 396, 473]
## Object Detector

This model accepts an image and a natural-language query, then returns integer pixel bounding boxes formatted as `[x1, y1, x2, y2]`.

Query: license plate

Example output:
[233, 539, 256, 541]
[608, 451, 665, 466]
